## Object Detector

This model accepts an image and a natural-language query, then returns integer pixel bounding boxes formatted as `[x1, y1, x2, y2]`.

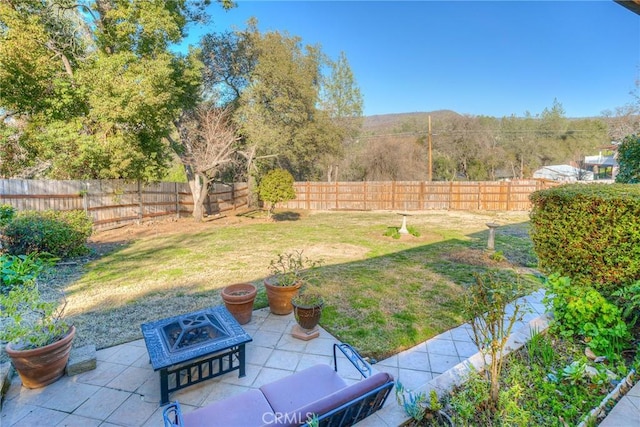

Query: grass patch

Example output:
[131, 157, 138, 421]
[29, 210, 536, 361]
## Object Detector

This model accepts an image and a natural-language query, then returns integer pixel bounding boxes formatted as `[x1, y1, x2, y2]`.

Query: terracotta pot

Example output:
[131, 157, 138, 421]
[6, 326, 75, 389]
[264, 279, 301, 315]
[221, 283, 257, 325]
[292, 301, 324, 330]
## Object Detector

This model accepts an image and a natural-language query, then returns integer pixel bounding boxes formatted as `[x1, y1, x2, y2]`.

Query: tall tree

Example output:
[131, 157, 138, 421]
[171, 104, 238, 221]
[0, 0, 232, 180]
[319, 51, 363, 181]
[233, 22, 343, 181]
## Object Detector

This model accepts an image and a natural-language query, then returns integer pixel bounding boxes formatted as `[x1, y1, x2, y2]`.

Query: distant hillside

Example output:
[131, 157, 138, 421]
[362, 110, 461, 134]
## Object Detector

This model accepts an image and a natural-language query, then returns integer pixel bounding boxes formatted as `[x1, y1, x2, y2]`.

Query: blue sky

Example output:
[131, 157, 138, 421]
[183, 1, 640, 118]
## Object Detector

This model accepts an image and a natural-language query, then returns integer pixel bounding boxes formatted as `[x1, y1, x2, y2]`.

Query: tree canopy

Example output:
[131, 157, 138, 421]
[0, 0, 231, 180]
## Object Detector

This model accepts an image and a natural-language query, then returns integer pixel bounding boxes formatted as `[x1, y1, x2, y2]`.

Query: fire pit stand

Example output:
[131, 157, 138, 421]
[141, 305, 252, 405]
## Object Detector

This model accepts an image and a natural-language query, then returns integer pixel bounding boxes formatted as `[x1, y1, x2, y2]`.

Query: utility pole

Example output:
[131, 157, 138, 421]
[428, 115, 433, 181]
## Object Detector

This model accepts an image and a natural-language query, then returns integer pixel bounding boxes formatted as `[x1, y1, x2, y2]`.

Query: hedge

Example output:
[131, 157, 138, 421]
[2, 210, 93, 258]
[529, 183, 640, 296]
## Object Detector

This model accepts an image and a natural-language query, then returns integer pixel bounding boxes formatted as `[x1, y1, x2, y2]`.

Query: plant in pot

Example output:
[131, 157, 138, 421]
[264, 250, 322, 315]
[291, 291, 324, 340]
[0, 281, 75, 389]
[221, 282, 258, 325]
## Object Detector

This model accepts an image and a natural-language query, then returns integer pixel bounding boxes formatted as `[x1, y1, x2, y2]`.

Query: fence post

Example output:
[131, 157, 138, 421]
[392, 181, 396, 210]
[175, 182, 179, 219]
[363, 181, 367, 210]
[506, 181, 511, 211]
[335, 180, 339, 210]
[137, 180, 143, 224]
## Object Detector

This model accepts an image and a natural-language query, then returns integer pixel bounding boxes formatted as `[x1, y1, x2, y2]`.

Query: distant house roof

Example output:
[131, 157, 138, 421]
[533, 165, 594, 182]
[584, 154, 617, 167]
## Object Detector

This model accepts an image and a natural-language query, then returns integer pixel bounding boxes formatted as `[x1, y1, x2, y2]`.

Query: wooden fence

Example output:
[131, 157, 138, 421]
[0, 179, 249, 229]
[283, 180, 557, 211]
[0, 179, 555, 229]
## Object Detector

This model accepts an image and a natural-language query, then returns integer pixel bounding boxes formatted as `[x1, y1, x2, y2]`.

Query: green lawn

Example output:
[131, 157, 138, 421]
[53, 210, 538, 360]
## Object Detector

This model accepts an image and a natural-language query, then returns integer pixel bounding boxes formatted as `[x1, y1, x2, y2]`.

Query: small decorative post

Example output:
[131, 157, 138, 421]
[486, 222, 499, 250]
[398, 212, 411, 234]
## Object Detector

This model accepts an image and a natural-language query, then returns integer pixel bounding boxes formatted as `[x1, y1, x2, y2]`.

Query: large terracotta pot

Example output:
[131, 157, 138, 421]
[6, 326, 75, 389]
[264, 280, 301, 315]
[221, 283, 257, 325]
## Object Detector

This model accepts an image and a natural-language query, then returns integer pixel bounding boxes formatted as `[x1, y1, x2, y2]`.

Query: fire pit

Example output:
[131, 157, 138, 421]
[141, 306, 252, 405]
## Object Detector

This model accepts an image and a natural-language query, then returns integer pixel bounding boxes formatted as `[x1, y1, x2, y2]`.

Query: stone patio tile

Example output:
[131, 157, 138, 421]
[250, 330, 282, 348]
[106, 366, 156, 393]
[376, 354, 399, 368]
[448, 324, 474, 342]
[275, 332, 309, 352]
[105, 393, 158, 426]
[201, 383, 253, 405]
[425, 336, 458, 357]
[246, 345, 273, 365]
[453, 339, 480, 358]
[40, 380, 100, 412]
[295, 354, 333, 371]
[3, 379, 58, 408]
[135, 373, 161, 401]
[5, 405, 68, 427]
[303, 337, 335, 356]
[131, 352, 152, 369]
[73, 360, 128, 387]
[95, 346, 120, 362]
[102, 343, 149, 366]
[397, 368, 433, 391]
[218, 365, 261, 387]
[265, 349, 301, 370]
[72, 387, 131, 420]
[428, 353, 462, 374]
[170, 376, 224, 407]
[57, 413, 103, 426]
[0, 401, 38, 426]
[259, 314, 294, 333]
[598, 396, 640, 427]
[398, 349, 431, 372]
[251, 367, 292, 388]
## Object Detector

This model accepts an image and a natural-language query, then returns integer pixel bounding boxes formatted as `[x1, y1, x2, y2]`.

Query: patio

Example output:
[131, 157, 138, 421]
[1, 291, 562, 426]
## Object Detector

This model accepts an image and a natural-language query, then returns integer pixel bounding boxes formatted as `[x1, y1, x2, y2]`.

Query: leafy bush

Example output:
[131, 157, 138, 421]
[257, 168, 296, 217]
[611, 280, 640, 329]
[0, 253, 52, 294]
[615, 134, 640, 183]
[543, 274, 630, 356]
[529, 183, 640, 295]
[0, 204, 15, 227]
[2, 210, 93, 258]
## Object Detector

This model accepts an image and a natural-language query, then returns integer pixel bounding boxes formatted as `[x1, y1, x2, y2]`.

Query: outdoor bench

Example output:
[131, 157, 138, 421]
[162, 343, 395, 427]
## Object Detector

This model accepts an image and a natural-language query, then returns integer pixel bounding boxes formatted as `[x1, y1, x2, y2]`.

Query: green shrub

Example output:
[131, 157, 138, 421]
[0, 204, 15, 227]
[543, 274, 630, 357]
[0, 253, 52, 294]
[529, 183, 640, 295]
[615, 134, 640, 183]
[257, 168, 296, 217]
[2, 210, 93, 258]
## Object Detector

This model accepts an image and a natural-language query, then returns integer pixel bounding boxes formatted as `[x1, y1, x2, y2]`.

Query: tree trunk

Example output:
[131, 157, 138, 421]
[184, 165, 208, 222]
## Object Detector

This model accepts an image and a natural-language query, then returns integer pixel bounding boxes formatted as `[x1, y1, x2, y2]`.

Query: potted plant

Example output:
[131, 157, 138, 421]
[221, 282, 257, 325]
[291, 291, 324, 330]
[264, 250, 322, 315]
[0, 281, 75, 389]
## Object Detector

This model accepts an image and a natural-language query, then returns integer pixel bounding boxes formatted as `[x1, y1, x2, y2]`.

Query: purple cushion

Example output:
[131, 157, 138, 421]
[260, 364, 347, 414]
[287, 372, 394, 423]
[183, 389, 274, 427]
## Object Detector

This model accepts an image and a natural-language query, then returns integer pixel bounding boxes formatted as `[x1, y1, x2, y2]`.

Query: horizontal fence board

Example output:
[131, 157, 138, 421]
[285, 180, 556, 212]
[0, 179, 249, 230]
[0, 179, 553, 229]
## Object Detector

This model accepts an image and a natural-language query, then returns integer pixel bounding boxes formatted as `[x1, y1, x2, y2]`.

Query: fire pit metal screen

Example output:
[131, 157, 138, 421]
[141, 305, 252, 405]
